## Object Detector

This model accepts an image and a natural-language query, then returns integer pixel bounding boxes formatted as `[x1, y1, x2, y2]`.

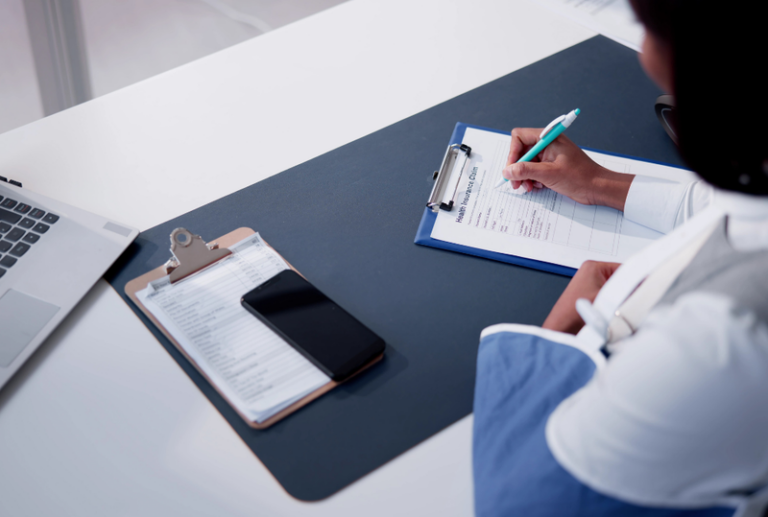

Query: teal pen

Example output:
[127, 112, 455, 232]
[494, 108, 580, 189]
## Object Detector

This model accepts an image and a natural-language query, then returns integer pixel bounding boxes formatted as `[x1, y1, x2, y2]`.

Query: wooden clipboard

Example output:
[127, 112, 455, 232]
[125, 227, 381, 429]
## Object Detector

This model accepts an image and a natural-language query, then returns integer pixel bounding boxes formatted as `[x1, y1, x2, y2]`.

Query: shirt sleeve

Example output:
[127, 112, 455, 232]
[623, 176, 714, 234]
[545, 292, 768, 508]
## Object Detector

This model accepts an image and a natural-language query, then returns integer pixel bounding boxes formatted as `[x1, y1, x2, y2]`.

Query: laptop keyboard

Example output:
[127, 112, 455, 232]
[0, 195, 58, 278]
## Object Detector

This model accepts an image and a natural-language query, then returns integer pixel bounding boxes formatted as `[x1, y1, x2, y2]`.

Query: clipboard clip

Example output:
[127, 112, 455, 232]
[164, 228, 232, 283]
[427, 143, 471, 212]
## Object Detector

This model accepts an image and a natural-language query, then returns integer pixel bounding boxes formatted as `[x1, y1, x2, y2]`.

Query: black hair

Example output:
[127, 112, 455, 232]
[630, 0, 768, 195]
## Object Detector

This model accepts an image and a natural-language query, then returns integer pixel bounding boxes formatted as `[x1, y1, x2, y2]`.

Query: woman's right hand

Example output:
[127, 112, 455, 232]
[503, 128, 634, 211]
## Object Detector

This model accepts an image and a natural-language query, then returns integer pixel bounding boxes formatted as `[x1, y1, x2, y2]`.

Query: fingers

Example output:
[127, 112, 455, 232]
[523, 180, 544, 192]
[602, 261, 622, 279]
[510, 127, 544, 146]
[511, 180, 530, 192]
[505, 161, 550, 192]
[507, 127, 544, 165]
[503, 160, 549, 182]
[509, 179, 543, 193]
[579, 260, 621, 283]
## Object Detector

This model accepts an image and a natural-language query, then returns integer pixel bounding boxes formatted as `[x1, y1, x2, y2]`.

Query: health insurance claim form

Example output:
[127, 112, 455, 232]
[430, 127, 696, 270]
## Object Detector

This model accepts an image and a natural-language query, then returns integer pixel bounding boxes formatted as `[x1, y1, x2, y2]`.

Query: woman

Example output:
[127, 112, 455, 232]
[472, 2, 768, 516]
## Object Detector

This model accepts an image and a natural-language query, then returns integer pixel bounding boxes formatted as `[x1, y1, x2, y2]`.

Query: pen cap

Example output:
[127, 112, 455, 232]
[539, 109, 579, 139]
[562, 108, 580, 128]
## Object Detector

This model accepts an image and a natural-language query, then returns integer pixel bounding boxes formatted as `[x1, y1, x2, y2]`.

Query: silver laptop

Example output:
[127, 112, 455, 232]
[0, 178, 138, 390]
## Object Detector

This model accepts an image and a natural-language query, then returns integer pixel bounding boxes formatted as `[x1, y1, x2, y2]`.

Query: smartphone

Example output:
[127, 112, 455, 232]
[241, 270, 385, 381]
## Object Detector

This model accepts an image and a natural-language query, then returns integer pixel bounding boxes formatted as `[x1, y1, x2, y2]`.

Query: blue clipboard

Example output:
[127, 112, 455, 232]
[414, 122, 691, 277]
[414, 122, 578, 277]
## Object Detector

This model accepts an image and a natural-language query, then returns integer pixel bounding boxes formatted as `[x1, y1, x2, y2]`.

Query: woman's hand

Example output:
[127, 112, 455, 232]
[542, 260, 621, 335]
[503, 128, 634, 211]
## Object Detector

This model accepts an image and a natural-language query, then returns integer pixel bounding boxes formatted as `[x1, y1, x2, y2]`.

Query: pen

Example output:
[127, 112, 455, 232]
[493, 108, 580, 189]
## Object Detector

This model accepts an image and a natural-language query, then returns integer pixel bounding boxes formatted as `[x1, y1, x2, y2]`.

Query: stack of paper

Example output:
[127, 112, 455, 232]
[529, 0, 644, 52]
[137, 234, 330, 423]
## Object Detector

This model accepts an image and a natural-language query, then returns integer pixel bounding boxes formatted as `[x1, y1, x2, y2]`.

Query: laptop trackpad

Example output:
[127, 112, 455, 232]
[0, 290, 60, 367]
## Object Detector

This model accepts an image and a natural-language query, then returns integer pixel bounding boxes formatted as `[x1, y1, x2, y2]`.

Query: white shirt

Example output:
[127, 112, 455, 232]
[546, 176, 768, 511]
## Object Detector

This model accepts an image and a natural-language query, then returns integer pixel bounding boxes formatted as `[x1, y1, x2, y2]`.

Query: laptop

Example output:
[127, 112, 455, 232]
[0, 177, 138, 390]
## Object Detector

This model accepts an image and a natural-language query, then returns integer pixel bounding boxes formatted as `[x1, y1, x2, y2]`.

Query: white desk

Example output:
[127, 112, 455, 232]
[0, 1, 594, 514]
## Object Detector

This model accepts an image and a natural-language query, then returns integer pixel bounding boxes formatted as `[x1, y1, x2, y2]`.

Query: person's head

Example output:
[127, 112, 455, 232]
[629, 0, 768, 196]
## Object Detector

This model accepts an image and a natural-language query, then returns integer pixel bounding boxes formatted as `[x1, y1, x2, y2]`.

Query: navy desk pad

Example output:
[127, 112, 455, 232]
[107, 36, 684, 501]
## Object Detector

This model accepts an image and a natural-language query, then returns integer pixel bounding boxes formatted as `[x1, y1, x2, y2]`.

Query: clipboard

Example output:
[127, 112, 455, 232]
[415, 122, 578, 277]
[415, 122, 692, 277]
[125, 226, 382, 429]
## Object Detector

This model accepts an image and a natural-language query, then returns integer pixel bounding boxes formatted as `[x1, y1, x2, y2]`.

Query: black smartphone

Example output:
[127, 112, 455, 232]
[241, 270, 385, 381]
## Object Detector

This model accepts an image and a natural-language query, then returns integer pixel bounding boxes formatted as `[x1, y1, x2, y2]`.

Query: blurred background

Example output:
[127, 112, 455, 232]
[0, 0, 347, 135]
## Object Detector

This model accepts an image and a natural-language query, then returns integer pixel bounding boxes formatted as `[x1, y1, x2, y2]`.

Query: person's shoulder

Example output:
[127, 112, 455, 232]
[547, 291, 768, 508]
[634, 290, 768, 390]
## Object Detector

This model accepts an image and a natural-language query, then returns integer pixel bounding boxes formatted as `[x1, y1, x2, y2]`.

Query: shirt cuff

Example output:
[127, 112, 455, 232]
[623, 176, 689, 234]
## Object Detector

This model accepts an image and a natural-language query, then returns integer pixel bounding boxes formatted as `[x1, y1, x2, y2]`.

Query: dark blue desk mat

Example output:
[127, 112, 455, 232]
[106, 36, 684, 501]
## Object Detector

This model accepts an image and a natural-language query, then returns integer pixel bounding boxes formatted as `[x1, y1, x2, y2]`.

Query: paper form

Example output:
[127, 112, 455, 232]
[430, 127, 696, 270]
[528, 0, 644, 51]
[137, 234, 329, 423]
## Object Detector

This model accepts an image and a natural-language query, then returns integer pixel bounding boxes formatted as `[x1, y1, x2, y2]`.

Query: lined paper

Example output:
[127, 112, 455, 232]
[137, 234, 329, 423]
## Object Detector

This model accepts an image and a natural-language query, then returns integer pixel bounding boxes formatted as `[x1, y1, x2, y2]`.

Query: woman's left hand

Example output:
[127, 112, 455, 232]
[542, 260, 621, 334]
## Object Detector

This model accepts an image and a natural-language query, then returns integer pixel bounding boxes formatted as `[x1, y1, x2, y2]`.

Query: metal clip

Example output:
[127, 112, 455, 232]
[427, 143, 471, 212]
[165, 228, 231, 283]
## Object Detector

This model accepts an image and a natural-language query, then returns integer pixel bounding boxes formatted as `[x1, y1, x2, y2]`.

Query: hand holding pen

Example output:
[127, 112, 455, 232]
[495, 109, 580, 190]
[496, 110, 635, 211]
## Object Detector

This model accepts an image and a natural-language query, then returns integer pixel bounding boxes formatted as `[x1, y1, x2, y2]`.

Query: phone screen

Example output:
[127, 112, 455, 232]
[241, 270, 384, 381]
